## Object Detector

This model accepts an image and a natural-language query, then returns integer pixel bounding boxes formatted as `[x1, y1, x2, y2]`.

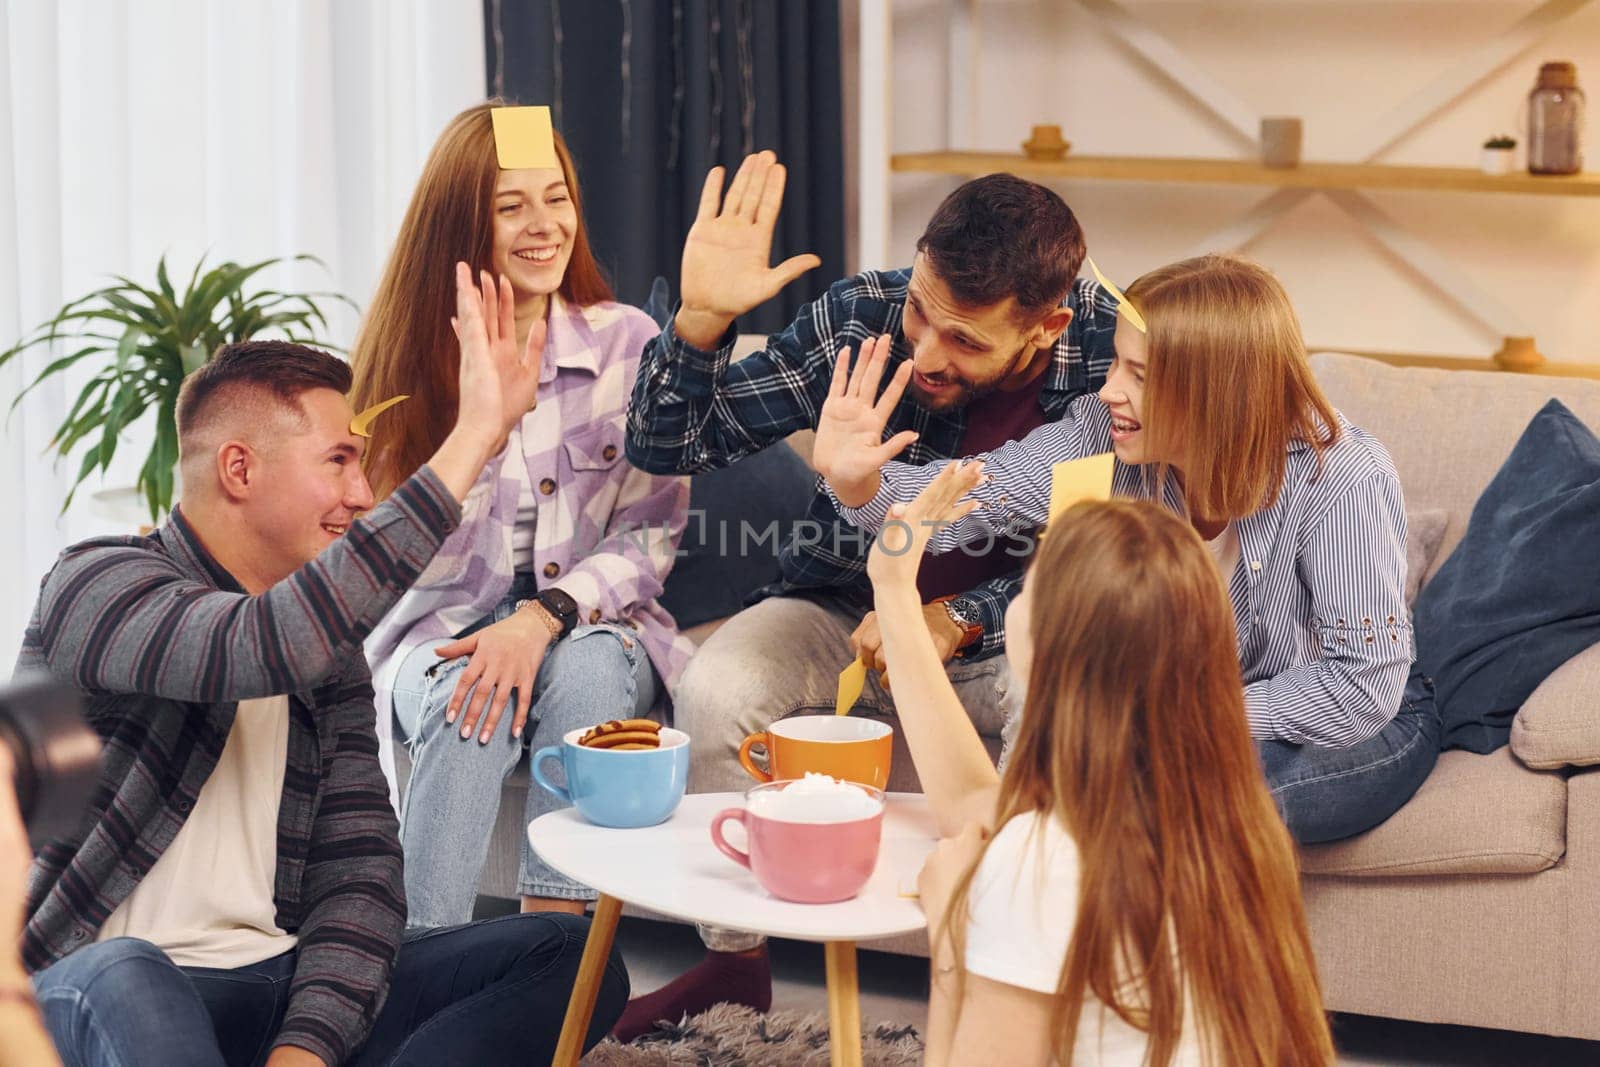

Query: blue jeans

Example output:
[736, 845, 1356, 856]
[31, 913, 628, 1067]
[1257, 666, 1442, 844]
[392, 582, 656, 924]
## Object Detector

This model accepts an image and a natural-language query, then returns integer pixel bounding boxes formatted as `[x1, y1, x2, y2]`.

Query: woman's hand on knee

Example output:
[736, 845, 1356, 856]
[433, 615, 553, 743]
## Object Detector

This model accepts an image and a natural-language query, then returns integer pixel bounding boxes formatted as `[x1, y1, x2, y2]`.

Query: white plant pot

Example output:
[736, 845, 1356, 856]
[90, 466, 182, 530]
[1480, 147, 1516, 175]
[90, 487, 156, 529]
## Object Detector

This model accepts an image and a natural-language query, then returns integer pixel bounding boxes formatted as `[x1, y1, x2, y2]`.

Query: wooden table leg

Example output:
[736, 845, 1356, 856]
[824, 940, 863, 1067]
[552, 893, 624, 1067]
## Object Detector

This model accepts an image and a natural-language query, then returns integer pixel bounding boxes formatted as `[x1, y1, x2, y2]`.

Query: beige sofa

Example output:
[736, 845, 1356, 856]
[1294, 352, 1600, 1042]
[414, 350, 1600, 1042]
[853, 353, 1600, 1045]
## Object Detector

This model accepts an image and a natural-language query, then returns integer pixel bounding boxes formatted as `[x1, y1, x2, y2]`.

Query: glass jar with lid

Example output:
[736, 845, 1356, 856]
[1528, 61, 1585, 175]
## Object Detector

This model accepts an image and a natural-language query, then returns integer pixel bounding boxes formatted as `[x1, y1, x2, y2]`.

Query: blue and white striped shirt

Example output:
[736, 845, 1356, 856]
[834, 395, 1412, 748]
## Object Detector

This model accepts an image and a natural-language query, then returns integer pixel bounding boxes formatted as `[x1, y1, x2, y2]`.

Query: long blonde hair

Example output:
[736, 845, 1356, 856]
[349, 101, 613, 501]
[940, 501, 1334, 1065]
[1124, 255, 1338, 522]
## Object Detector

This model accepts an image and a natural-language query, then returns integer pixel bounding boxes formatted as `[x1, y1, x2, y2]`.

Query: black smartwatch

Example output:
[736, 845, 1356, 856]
[530, 587, 579, 638]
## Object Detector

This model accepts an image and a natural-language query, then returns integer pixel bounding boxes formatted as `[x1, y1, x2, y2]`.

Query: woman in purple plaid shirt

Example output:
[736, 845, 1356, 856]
[352, 104, 695, 927]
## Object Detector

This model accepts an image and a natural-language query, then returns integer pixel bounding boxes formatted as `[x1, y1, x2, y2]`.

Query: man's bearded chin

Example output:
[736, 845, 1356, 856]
[910, 368, 991, 411]
[910, 346, 1033, 411]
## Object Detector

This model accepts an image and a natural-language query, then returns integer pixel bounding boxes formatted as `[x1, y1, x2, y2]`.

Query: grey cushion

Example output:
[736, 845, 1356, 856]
[1298, 747, 1566, 877]
[1404, 508, 1447, 609]
[1310, 352, 1600, 583]
[1512, 642, 1600, 768]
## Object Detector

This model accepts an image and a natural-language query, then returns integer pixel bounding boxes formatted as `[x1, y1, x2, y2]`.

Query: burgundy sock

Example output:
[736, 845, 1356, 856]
[612, 945, 773, 1043]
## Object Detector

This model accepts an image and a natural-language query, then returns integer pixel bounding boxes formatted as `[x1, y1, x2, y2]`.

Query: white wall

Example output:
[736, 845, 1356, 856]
[863, 0, 1600, 364]
[0, 0, 486, 668]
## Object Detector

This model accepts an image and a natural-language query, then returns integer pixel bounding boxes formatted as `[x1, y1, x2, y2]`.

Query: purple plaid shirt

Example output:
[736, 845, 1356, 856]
[366, 296, 694, 793]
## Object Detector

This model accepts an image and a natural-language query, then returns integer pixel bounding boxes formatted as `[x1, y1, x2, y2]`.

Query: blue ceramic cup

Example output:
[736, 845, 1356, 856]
[532, 726, 690, 828]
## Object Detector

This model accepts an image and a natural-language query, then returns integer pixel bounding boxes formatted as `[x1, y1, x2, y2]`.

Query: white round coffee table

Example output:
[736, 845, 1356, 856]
[530, 791, 938, 1067]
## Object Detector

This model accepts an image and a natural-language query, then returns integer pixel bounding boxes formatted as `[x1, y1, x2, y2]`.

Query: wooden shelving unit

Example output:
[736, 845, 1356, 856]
[859, 2, 1600, 372]
[891, 151, 1600, 198]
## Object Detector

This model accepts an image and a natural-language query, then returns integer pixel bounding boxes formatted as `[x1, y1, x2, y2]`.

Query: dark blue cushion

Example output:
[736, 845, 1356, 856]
[658, 441, 817, 629]
[1413, 398, 1600, 753]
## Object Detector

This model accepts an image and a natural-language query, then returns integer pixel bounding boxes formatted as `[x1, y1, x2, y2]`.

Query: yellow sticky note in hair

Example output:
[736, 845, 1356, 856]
[1085, 255, 1147, 334]
[1048, 452, 1115, 525]
[491, 106, 557, 169]
[835, 658, 868, 717]
[350, 395, 409, 438]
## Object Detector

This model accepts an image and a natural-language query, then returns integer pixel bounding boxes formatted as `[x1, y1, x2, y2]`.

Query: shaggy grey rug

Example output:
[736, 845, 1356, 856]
[580, 1004, 925, 1066]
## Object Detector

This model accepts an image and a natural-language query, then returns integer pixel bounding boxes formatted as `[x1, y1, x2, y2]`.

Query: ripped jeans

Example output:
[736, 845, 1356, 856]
[392, 579, 656, 926]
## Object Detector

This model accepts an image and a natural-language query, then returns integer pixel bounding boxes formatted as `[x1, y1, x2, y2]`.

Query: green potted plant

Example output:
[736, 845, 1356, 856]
[0, 254, 353, 521]
[1481, 134, 1518, 175]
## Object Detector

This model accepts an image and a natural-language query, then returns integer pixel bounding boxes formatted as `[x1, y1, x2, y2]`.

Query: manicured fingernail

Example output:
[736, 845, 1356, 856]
[460, 724, 472, 739]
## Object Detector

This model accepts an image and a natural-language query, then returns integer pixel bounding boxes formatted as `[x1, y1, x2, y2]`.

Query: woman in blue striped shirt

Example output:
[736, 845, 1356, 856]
[819, 254, 1440, 843]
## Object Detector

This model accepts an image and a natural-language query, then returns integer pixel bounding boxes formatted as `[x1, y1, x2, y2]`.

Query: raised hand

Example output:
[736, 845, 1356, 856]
[451, 263, 544, 442]
[814, 335, 919, 507]
[674, 151, 822, 348]
[425, 264, 547, 503]
[865, 460, 985, 592]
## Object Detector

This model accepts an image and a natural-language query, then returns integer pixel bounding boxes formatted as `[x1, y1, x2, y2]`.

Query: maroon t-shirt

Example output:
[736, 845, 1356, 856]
[915, 366, 1049, 604]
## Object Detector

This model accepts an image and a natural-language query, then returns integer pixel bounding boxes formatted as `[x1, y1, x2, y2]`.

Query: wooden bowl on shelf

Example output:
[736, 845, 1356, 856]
[1022, 124, 1070, 161]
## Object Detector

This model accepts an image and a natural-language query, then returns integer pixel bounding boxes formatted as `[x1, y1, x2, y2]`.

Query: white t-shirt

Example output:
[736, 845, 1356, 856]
[97, 695, 299, 968]
[512, 475, 539, 571]
[964, 811, 1203, 1065]
[1205, 521, 1241, 583]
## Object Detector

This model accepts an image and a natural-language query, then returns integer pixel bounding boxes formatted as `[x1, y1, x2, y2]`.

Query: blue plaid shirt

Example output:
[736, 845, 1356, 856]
[625, 268, 1118, 659]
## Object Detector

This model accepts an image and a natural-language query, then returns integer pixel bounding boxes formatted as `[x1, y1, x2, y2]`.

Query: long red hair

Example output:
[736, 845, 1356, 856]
[350, 100, 613, 500]
[941, 501, 1334, 1065]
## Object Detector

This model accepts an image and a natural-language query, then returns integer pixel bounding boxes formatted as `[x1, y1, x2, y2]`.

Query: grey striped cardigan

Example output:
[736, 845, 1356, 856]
[17, 467, 459, 1065]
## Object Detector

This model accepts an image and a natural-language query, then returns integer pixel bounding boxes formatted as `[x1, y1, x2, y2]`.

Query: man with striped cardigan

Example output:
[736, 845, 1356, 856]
[15, 267, 627, 1066]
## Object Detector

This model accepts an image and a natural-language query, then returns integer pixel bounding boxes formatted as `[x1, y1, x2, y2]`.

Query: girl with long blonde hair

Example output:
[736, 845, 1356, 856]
[866, 476, 1335, 1064]
[824, 253, 1438, 849]
[355, 102, 695, 926]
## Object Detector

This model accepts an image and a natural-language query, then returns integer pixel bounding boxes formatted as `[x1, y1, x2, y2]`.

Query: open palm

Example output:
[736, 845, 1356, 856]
[865, 460, 984, 591]
[452, 265, 543, 438]
[679, 151, 822, 319]
[813, 334, 920, 503]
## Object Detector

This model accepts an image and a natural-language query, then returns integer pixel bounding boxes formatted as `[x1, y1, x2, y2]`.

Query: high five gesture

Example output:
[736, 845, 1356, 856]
[674, 151, 822, 349]
[427, 263, 546, 501]
[812, 335, 920, 508]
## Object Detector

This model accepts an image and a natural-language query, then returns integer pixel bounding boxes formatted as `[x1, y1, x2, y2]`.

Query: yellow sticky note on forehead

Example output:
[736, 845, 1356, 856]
[1048, 452, 1115, 525]
[491, 106, 557, 169]
[350, 395, 409, 438]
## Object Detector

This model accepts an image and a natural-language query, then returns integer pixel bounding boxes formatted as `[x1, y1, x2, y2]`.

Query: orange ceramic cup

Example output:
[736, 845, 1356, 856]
[737, 716, 893, 790]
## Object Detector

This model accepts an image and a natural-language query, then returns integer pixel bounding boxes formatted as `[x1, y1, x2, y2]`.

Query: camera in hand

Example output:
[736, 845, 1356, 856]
[0, 678, 101, 848]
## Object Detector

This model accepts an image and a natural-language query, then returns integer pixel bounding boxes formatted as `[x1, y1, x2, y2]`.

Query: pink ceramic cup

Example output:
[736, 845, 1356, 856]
[708, 780, 885, 904]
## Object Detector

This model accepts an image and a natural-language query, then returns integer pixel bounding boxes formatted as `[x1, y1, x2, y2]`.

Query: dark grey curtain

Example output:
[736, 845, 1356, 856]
[483, 0, 845, 333]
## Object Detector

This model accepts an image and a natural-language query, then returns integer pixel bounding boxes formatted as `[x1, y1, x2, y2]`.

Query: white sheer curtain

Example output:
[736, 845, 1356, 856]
[0, 0, 485, 666]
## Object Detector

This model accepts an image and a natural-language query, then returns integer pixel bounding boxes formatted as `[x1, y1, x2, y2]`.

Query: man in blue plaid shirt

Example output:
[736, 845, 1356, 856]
[617, 151, 1118, 1036]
